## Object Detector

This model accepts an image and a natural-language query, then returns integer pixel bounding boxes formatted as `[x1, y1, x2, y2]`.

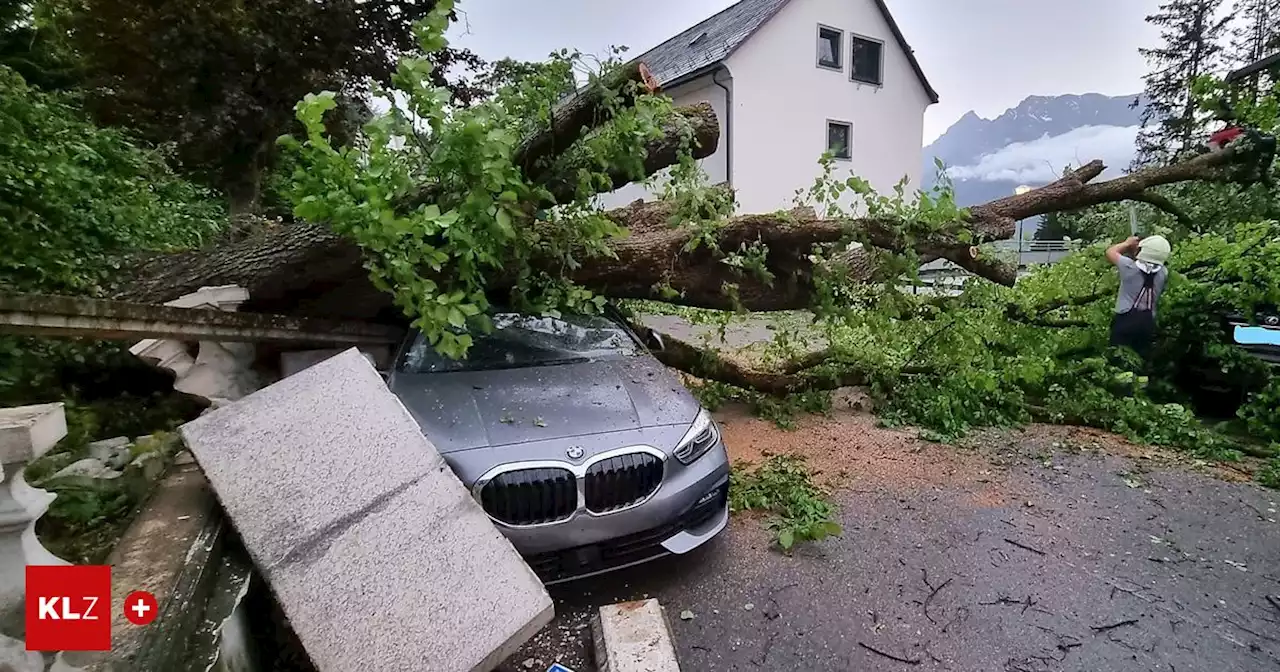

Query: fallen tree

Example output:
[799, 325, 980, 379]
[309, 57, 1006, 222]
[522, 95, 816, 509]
[113, 1, 1264, 395]
[117, 149, 1251, 316]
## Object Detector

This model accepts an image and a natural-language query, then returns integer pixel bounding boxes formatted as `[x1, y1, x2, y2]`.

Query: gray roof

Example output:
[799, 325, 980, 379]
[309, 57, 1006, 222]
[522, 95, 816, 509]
[633, 0, 938, 103]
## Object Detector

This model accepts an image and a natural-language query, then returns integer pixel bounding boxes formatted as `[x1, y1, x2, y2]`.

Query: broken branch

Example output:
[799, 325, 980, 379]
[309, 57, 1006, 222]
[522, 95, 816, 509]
[921, 570, 952, 625]
[516, 60, 660, 184]
[625, 321, 881, 394]
[1004, 538, 1047, 556]
[539, 102, 720, 205]
[857, 642, 922, 666]
[1090, 618, 1140, 633]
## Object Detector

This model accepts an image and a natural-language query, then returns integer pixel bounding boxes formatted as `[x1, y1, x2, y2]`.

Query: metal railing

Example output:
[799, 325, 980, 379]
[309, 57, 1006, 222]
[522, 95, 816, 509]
[918, 238, 1081, 275]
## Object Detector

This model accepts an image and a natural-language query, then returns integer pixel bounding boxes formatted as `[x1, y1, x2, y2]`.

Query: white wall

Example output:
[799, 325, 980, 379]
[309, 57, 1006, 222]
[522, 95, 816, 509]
[596, 72, 730, 210]
[726, 0, 932, 214]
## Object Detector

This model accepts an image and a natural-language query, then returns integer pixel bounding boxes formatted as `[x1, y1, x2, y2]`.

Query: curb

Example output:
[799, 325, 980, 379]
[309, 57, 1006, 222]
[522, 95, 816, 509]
[592, 599, 681, 672]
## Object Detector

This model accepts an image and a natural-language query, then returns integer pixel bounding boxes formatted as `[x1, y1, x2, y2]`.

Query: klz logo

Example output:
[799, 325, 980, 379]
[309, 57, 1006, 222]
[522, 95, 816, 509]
[26, 565, 111, 651]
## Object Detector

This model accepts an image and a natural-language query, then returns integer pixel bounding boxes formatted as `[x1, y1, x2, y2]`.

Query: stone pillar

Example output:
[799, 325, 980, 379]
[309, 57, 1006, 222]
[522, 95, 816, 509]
[0, 402, 72, 672]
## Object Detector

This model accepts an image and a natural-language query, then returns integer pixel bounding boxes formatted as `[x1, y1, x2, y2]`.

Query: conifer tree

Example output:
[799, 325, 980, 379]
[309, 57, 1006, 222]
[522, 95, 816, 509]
[1135, 0, 1231, 165]
[1226, 0, 1280, 100]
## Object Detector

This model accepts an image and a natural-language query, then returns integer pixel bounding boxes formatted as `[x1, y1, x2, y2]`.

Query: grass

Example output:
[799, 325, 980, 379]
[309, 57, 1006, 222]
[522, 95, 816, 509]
[729, 455, 842, 551]
[1260, 457, 1280, 490]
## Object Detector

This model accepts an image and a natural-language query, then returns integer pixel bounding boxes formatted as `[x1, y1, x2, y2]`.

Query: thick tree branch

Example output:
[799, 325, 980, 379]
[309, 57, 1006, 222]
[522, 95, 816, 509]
[971, 150, 1240, 223]
[538, 102, 720, 205]
[1130, 191, 1194, 228]
[625, 320, 881, 394]
[516, 61, 660, 184]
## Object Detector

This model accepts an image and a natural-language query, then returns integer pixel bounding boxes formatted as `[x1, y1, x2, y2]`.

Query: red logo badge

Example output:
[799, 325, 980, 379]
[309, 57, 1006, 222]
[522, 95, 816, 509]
[123, 591, 157, 626]
[25, 565, 112, 651]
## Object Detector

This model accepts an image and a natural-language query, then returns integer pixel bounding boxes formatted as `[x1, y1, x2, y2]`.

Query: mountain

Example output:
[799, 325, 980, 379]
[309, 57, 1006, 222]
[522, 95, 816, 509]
[923, 93, 1145, 236]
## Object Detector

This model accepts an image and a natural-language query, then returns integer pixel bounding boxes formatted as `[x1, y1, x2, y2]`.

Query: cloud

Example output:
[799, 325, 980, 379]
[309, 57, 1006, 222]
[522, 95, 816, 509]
[945, 125, 1140, 184]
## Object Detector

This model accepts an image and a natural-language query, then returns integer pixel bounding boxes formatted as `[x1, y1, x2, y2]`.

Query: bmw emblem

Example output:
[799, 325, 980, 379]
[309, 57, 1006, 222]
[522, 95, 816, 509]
[566, 447, 585, 460]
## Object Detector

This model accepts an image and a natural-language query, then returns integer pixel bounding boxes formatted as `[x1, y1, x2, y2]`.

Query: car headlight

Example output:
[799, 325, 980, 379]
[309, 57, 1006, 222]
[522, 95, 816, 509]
[674, 409, 719, 465]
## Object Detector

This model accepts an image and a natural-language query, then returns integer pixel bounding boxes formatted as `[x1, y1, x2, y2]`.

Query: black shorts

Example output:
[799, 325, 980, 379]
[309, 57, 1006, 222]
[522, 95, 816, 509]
[1110, 309, 1156, 360]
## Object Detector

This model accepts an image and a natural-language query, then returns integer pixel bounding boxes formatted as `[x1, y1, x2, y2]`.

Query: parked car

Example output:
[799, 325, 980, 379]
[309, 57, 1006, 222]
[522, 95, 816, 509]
[386, 307, 730, 584]
[1183, 309, 1280, 415]
[1227, 311, 1280, 366]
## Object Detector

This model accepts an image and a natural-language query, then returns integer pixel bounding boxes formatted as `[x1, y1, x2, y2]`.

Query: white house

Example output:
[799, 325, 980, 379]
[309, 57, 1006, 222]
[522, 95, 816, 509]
[598, 0, 938, 214]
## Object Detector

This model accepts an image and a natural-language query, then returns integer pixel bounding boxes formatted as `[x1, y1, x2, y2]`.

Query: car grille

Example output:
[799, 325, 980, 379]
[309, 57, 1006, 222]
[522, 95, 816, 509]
[477, 467, 577, 526]
[584, 452, 664, 513]
[526, 480, 728, 584]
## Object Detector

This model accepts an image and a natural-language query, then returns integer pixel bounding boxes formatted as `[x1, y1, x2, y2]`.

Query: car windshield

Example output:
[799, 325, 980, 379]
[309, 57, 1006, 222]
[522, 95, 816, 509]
[398, 312, 638, 373]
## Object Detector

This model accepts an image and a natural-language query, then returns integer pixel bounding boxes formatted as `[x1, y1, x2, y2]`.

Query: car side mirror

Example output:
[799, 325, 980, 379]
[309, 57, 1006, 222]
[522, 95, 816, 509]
[647, 331, 665, 352]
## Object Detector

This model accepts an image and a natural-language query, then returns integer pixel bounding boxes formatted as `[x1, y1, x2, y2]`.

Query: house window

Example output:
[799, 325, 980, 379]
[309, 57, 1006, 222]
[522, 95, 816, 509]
[850, 35, 883, 85]
[826, 121, 851, 160]
[817, 26, 843, 70]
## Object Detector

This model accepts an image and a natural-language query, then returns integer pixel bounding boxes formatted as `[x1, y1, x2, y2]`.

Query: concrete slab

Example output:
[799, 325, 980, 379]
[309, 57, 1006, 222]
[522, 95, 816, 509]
[592, 599, 680, 672]
[181, 348, 552, 672]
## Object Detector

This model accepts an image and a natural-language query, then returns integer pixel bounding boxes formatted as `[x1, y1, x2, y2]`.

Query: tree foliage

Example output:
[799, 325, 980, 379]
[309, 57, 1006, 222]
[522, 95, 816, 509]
[58, 0, 486, 212]
[282, 0, 698, 357]
[1, 0, 76, 90]
[0, 65, 224, 295]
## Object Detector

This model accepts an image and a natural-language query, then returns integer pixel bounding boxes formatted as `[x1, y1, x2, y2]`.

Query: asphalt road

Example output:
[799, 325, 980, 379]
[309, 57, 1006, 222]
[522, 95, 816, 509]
[500, 426, 1280, 672]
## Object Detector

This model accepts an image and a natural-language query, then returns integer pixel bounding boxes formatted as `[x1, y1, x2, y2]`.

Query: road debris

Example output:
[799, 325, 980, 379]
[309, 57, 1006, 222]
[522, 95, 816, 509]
[1004, 538, 1047, 556]
[857, 641, 921, 665]
[1090, 618, 1140, 633]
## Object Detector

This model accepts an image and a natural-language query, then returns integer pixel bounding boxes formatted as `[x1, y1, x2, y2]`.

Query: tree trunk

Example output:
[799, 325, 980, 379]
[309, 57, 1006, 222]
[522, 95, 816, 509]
[114, 144, 1248, 318]
[225, 163, 263, 218]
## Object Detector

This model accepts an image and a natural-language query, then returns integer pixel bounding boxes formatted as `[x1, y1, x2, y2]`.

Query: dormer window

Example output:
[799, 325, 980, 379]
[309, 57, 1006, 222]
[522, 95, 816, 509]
[817, 25, 843, 71]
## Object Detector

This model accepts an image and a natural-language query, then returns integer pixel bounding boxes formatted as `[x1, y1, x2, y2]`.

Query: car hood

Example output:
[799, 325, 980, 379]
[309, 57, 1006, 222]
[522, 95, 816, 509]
[389, 356, 700, 454]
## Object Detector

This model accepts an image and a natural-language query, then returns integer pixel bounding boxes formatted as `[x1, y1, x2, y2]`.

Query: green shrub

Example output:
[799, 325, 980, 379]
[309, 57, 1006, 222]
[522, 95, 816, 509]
[0, 65, 225, 296]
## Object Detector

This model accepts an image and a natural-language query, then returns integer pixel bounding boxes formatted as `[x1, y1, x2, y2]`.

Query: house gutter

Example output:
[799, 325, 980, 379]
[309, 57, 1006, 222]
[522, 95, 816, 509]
[712, 65, 733, 188]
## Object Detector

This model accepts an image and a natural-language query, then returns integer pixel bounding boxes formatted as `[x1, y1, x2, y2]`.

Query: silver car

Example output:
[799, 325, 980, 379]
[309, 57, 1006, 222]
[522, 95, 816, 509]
[386, 308, 730, 584]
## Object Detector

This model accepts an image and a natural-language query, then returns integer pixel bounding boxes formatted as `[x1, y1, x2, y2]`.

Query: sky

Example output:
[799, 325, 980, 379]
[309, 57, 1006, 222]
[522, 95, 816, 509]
[447, 0, 1165, 144]
[945, 125, 1141, 183]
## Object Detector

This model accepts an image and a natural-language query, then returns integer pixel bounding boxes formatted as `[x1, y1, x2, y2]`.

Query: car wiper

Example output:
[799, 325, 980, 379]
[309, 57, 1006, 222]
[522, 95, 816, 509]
[442, 356, 591, 373]
[533, 356, 592, 366]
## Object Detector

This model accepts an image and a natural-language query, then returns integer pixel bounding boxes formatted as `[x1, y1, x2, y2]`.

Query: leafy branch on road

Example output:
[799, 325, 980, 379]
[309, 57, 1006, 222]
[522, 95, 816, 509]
[729, 455, 841, 551]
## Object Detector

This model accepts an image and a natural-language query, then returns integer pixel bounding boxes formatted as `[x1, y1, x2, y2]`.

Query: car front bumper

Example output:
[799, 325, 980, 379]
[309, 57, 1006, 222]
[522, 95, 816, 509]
[502, 441, 731, 585]
[525, 476, 729, 585]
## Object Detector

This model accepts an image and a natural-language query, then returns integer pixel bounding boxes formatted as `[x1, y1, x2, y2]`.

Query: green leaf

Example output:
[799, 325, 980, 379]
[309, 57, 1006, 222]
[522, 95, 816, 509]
[495, 208, 513, 235]
[446, 307, 466, 328]
[777, 528, 795, 550]
[822, 521, 843, 537]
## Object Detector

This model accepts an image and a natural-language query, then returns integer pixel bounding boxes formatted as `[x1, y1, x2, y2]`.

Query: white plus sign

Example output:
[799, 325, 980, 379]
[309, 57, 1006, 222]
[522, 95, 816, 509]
[131, 599, 151, 619]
